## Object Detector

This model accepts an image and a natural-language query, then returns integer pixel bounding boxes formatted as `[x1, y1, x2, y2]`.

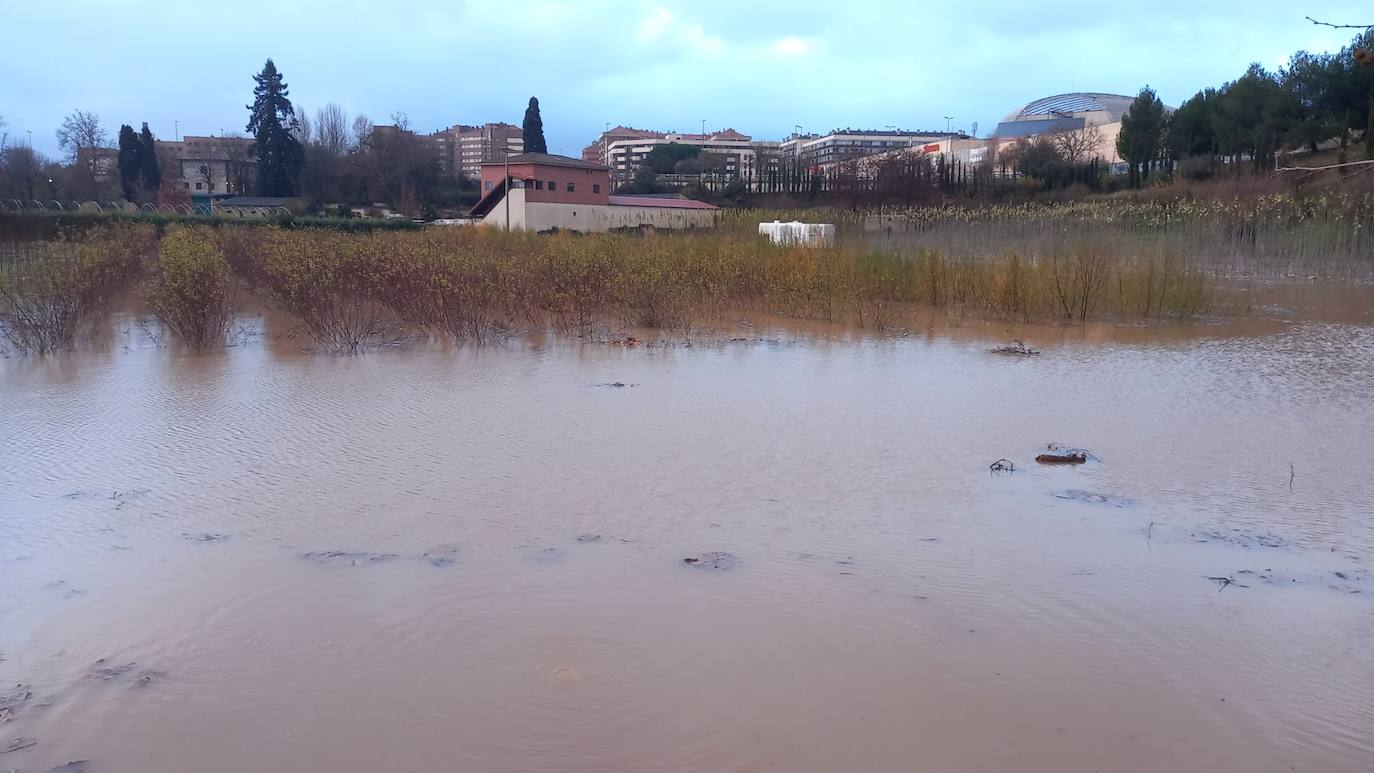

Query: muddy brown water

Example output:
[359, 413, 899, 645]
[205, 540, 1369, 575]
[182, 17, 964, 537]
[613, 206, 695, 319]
[2, 306, 1372, 773]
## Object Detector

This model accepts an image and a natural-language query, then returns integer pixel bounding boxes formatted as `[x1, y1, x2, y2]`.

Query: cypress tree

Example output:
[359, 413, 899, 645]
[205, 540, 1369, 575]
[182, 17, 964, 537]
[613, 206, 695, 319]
[116, 124, 141, 200]
[522, 97, 547, 154]
[139, 122, 161, 195]
[246, 59, 304, 196]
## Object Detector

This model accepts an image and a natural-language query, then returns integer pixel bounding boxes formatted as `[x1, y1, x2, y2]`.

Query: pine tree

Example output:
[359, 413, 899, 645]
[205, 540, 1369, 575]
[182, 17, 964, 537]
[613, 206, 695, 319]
[1116, 86, 1168, 187]
[139, 123, 161, 195]
[246, 59, 304, 196]
[522, 97, 547, 154]
[116, 124, 141, 201]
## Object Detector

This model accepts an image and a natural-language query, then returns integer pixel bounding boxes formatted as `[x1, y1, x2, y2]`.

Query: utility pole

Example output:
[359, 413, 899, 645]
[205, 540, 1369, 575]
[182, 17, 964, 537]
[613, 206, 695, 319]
[505, 151, 511, 230]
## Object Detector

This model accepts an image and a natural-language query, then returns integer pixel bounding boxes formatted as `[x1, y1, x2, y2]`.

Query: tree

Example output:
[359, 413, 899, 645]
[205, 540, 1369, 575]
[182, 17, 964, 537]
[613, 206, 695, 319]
[644, 142, 700, 173]
[1050, 124, 1104, 164]
[522, 97, 547, 154]
[1116, 86, 1168, 187]
[117, 124, 142, 200]
[246, 58, 304, 196]
[619, 164, 663, 194]
[196, 162, 217, 193]
[55, 109, 108, 199]
[139, 123, 161, 196]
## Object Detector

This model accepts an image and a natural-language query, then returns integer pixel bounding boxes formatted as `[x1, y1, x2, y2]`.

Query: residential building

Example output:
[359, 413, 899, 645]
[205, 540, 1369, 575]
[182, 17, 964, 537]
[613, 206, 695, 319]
[427, 123, 523, 178]
[586, 127, 780, 183]
[779, 129, 962, 172]
[154, 135, 257, 195]
[468, 152, 718, 232]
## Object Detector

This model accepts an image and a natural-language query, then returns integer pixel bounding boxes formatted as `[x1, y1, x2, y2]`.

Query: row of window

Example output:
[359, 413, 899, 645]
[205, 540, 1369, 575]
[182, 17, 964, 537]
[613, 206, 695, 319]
[483, 180, 601, 194]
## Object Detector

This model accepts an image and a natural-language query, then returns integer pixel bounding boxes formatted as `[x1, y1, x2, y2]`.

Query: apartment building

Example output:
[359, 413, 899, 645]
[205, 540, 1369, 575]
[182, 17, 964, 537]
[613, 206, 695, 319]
[779, 129, 961, 171]
[154, 135, 257, 195]
[428, 123, 524, 178]
[588, 127, 780, 182]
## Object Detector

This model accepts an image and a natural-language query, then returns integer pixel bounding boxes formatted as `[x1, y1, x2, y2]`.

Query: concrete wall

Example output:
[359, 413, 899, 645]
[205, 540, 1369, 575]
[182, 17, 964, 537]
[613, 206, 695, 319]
[481, 190, 718, 232]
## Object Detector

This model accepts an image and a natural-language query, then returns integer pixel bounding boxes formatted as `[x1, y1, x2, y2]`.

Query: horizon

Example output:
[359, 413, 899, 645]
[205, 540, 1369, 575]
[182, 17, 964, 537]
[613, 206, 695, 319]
[1, 1, 1369, 159]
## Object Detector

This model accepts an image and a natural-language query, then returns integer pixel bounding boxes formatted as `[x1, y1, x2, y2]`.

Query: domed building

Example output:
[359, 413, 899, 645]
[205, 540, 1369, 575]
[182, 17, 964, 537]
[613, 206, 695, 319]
[993, 92, 1137, 138]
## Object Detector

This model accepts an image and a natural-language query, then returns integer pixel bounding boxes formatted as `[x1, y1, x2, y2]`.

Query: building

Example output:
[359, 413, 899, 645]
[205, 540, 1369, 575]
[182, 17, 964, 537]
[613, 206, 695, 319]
[155, 136, 257, 195]
[582, 126, 779, 183]
[427, 123, 523, 178]
[993, 93, 1135, 139]
[779, 129, 963, 172]
[468, 152, 718, 232]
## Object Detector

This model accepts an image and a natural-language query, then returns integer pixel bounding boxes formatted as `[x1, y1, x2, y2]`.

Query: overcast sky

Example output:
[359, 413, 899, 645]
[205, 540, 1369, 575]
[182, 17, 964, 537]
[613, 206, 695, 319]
[1, 1, 1368, 158]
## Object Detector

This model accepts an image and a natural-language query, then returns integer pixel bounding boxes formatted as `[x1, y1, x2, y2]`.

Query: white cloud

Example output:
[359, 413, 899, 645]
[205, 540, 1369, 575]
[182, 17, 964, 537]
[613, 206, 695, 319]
[772, 36, 811, 56]
[637, 7, 673, 41]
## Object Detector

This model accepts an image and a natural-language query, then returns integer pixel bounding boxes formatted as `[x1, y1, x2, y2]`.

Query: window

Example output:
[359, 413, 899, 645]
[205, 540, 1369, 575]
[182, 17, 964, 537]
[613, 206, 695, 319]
[484, 181, 493, 191]
[535, 180, 543, 190]
[548, 181, 557, 191]
[567, 182, 575, 193]
[592, 184, 601, 194]
[184, 182, 190, 189]
[195, 182, 203, 190]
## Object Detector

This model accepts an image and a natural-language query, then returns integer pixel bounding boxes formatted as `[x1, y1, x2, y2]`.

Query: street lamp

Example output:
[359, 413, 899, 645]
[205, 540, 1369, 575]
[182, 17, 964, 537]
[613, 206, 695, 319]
[944, 116, 954, 133]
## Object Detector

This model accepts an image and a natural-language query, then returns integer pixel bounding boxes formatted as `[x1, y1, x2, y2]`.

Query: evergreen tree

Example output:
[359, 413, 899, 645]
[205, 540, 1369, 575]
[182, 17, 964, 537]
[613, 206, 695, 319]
[139, 123, 161, 195]
[116, 124, 142, 200]
[1116, 86, 1168, 187]
[522, 97, 547, 154]
[246, 59, 304, 196]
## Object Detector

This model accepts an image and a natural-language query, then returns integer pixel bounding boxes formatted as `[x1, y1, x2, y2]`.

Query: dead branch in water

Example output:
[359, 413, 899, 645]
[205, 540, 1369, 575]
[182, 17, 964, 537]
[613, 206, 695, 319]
[990, 339, 1039, 356]
[1205, 576, 1249, 592]
[989, 458, 1015, 475]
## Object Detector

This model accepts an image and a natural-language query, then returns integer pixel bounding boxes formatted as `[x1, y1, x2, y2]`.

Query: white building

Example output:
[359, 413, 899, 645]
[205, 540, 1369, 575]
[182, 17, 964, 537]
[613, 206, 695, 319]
[602, 129, 781, 183]
[779, 129, 961, 171]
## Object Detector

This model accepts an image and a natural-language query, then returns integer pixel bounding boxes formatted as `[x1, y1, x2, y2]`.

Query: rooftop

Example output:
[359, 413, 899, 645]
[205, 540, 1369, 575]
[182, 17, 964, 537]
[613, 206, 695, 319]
[1003, 93, 1137, 123]
[479, 152, 609, 171]
[608, 195, 717, 210]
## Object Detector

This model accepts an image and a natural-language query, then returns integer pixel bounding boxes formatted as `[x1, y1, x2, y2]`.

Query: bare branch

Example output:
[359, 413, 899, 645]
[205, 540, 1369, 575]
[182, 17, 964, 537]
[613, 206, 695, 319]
[1305, 16, 1373, 30]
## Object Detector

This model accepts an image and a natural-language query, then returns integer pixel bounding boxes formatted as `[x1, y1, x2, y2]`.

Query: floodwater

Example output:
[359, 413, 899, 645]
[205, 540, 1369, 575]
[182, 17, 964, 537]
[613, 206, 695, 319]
[2, 308, 1372, 773]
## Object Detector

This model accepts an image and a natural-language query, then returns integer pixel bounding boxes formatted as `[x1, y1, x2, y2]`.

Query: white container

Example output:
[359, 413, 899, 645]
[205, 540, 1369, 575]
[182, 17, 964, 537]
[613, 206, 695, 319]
[758, 221, 836, 247]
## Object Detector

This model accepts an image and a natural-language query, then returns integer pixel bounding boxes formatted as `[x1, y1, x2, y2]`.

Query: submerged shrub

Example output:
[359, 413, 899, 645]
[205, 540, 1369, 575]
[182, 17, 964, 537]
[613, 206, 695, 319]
[0, 224, 154, 354]
[148, 226, 233, 351]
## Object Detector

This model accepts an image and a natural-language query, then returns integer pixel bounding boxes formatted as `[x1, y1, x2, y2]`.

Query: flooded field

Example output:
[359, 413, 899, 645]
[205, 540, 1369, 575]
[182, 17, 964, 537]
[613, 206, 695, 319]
[2, 307, 1372, 773]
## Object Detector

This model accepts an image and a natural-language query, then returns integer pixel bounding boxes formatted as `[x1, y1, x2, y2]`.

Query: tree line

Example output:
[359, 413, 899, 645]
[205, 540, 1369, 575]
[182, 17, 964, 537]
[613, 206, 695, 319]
[1, 61, 552, 217]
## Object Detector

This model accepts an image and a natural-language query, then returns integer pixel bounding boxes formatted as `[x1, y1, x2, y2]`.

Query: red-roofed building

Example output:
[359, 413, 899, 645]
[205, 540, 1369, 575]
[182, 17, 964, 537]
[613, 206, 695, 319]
[469, 153, 718, 233]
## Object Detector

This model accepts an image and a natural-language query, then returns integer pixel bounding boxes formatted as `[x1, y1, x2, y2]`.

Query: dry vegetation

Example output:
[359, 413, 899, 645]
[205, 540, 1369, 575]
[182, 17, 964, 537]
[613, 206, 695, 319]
[24, 198, 1365, 355]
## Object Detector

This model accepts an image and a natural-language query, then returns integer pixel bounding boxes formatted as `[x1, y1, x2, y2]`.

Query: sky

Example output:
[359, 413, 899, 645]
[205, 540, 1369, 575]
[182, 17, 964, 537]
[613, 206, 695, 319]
[1, 0, 1369, 159]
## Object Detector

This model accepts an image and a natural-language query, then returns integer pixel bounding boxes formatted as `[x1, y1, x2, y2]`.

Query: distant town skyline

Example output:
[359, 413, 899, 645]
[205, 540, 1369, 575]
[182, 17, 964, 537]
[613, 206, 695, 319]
[2, 0, 1367, 159]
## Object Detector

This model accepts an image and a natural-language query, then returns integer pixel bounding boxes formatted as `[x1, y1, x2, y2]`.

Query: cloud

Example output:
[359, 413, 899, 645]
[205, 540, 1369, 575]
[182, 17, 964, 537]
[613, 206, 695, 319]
[637, 7, 673, 41]
[772, 36, 811, 56]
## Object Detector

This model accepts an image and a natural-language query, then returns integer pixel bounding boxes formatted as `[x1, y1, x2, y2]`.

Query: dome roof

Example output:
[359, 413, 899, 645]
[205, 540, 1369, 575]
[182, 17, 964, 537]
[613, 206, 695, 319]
[1003, 93, 1136, 124]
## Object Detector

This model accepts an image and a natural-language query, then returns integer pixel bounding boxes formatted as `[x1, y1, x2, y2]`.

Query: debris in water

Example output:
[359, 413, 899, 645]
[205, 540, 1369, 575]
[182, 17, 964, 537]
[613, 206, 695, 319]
[49, 761, 89, 772]
[88, 660, 138, 681]
[1204, 576, 1249, 592]
[989, 458, 1015, 474]
[182, 532, 230, 543]
[2, 737, 37, 753]
[1052, 490, 1134, 508]
[421, 546, 459, 568]
[1036, 443, 1095, 465]
[683, 552, 739, 570]
[990, 340, 1040, 356]
[302, 551, 400, 566]
[1190, 529, 1287, 549]
[576, 534, 602, 543]
[596, 381, 634, 388]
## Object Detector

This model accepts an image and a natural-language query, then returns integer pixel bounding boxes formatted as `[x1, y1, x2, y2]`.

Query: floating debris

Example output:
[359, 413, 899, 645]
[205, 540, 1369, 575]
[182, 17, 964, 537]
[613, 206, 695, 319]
[576, 534, 602, 543]
[596, 381, 635, 388]
[302, 551, 400, 566]
[683, 552, 739, 570]
[182, 532, 230, 543]
[2, 736, 37, 753]
[1205, 575, 1249, 592]
[989, 458, 1015, 474]
[990, 340, 1040, 356]
[1052, 490, 1134, 508]
[421, 546, 458, 568]
[1036, 443, 1095, 465]
[88, 660, 138, 681]
[50, 761, 89, 772]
